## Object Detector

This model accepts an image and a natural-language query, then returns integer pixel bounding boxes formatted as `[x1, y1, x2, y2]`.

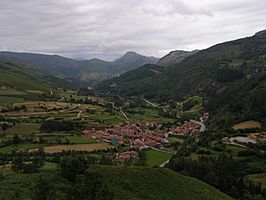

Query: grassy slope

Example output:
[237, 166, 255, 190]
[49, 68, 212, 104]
[146, 149, 173, 167]
[0, 58, 57, 105]
[93, 166, 233, 200]
[0, 166, 233, 200]
[97, 31, 266, 127]
[0, 59, 52, 92]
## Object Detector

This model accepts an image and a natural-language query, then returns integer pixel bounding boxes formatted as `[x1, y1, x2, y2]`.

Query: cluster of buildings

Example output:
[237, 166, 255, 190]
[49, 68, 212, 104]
[83, 121, 167, 149]
[168, 121, 202, 136]
[116, 151, 138, 161]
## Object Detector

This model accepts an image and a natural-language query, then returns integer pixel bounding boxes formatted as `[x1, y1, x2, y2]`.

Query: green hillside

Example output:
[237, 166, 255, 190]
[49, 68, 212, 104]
[93, 166, 232, 200]
[0, 51, 159, 85]
[96, 30, 266, 127]
[0, 58, 60, 105]
[0, 166, 232, 200]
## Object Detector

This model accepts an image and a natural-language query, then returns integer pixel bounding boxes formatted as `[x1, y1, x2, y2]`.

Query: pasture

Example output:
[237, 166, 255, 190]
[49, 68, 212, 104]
[146, 149, 173, 167]
[232, 120, 261, 130]
[32, 142, 112, 153]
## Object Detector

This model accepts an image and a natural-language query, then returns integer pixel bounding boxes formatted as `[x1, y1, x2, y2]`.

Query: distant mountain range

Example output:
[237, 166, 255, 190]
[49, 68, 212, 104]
[157, 50, 199, 66]
[0, 51, 159, 85]
[96, 30, 266, 128]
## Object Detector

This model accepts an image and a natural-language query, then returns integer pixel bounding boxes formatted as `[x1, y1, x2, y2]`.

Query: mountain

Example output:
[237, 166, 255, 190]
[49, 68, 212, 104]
[97, 64, 165, 97]
[0, 57, 53, 92]
[0, 51, 159, 85]
[0, 52, 82, 78]
[157, 50, 198, 66]
[0, 57, 70, 105]
[113, 51, 159, 71]
[96, 30, 266, 127]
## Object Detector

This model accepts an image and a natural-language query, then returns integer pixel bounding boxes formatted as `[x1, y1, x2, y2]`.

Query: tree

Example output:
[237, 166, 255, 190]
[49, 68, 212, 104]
[11, 156, 24, 172]
[69, 169, 113, 200]
[1, 123, 9, 131]
[13, 134, 21, 144]
[59, 156, 86, 182]
[33, 174, 55, 200]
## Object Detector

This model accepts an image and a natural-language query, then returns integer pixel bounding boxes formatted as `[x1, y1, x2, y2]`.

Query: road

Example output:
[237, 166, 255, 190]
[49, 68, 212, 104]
[120, 107, 129, 121]
[144, 99, 168, 113]
[77, 110, 82, 118]
[144, 99, 158, 108]
[190, 119, 206, 132]
[159, 160, 170, 168]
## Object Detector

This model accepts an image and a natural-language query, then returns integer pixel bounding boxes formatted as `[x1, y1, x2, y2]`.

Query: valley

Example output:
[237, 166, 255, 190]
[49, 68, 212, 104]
[0, 31, 265, 200]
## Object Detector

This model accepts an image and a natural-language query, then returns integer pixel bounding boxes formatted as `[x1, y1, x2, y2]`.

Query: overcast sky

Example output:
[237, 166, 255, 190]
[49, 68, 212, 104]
[0, 0, 266, 60]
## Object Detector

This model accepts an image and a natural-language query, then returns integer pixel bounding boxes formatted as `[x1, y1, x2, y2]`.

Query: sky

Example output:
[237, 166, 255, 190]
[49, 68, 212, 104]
[0, 0, 266, 61]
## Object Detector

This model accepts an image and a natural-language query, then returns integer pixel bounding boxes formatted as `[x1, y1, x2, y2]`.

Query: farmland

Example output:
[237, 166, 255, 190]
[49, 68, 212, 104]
[0, 89, 265, 200]
[232, 120, 261, 130]
[146, 149, 173, 167]
[33, 142, 112, 153]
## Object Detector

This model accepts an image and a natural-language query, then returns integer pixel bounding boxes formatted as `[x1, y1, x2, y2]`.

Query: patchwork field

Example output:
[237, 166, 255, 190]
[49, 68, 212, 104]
[0, 143, 48, 154]
[31, 142, 112, 153]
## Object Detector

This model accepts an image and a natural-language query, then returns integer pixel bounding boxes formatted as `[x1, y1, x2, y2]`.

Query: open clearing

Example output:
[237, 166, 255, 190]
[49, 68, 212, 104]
[232, 120, 261, 130]
[32, 142, 112, 153]
[146, 149, 173, 167]
[0, 123, 41, 135]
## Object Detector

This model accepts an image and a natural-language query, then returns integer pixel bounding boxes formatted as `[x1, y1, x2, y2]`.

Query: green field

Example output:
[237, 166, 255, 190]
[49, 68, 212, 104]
[0, 123, 41, 135]
[146, 149, 173, 167]
[65, 136, 96, 144]
[0, 143, 47, 154]
[129, 108, 175, 123]
[168, 136, 184, 144]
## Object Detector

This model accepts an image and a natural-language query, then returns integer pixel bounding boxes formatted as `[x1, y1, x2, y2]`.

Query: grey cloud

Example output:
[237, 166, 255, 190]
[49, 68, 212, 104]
[0, 0, 265, 60]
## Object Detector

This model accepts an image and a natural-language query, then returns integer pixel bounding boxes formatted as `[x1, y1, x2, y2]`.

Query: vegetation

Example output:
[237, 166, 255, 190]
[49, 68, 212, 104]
[0, 163, 232, 200]
[96, 31, 266, 128]
[145, 149, 173, 167]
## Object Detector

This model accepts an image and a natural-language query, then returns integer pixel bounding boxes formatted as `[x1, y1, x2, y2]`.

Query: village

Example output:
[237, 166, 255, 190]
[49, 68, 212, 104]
[83, 118, 206, 161]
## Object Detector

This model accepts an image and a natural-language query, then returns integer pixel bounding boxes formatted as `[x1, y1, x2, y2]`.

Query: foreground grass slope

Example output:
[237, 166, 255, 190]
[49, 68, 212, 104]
[93, 166, 233, 200]
[0, 166, 232, 200]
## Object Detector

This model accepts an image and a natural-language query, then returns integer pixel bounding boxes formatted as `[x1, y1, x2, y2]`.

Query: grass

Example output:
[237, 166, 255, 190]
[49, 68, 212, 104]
[0, 88, 27, 95]
[129, 108, 174, 123]
[0, 166, 233, 200]
[232, 120, 261, 130]
[34, 142, 112, 153]
[88, 112, 123, 125]
[65, 136, 96, 144]
[42, 162, 57, 170]
[93, 166, 233, 200]
[146, 149, 173, 167]
[168, 136, 184, 144]
[0, 143, 47, 154]
[0, 123, 41, 135]
[224, 144, 245, 154]
[0, 96, 24, 105]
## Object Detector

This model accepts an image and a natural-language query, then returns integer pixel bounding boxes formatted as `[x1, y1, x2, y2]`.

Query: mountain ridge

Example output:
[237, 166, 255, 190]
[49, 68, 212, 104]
[157, 49, 199, 66]
[0, 51, 159, 85]
[96, 30, 266, 127]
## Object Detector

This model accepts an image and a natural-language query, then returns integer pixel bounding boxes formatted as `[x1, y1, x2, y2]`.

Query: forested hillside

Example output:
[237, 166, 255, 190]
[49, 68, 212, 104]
[96, 30, 266, 127]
